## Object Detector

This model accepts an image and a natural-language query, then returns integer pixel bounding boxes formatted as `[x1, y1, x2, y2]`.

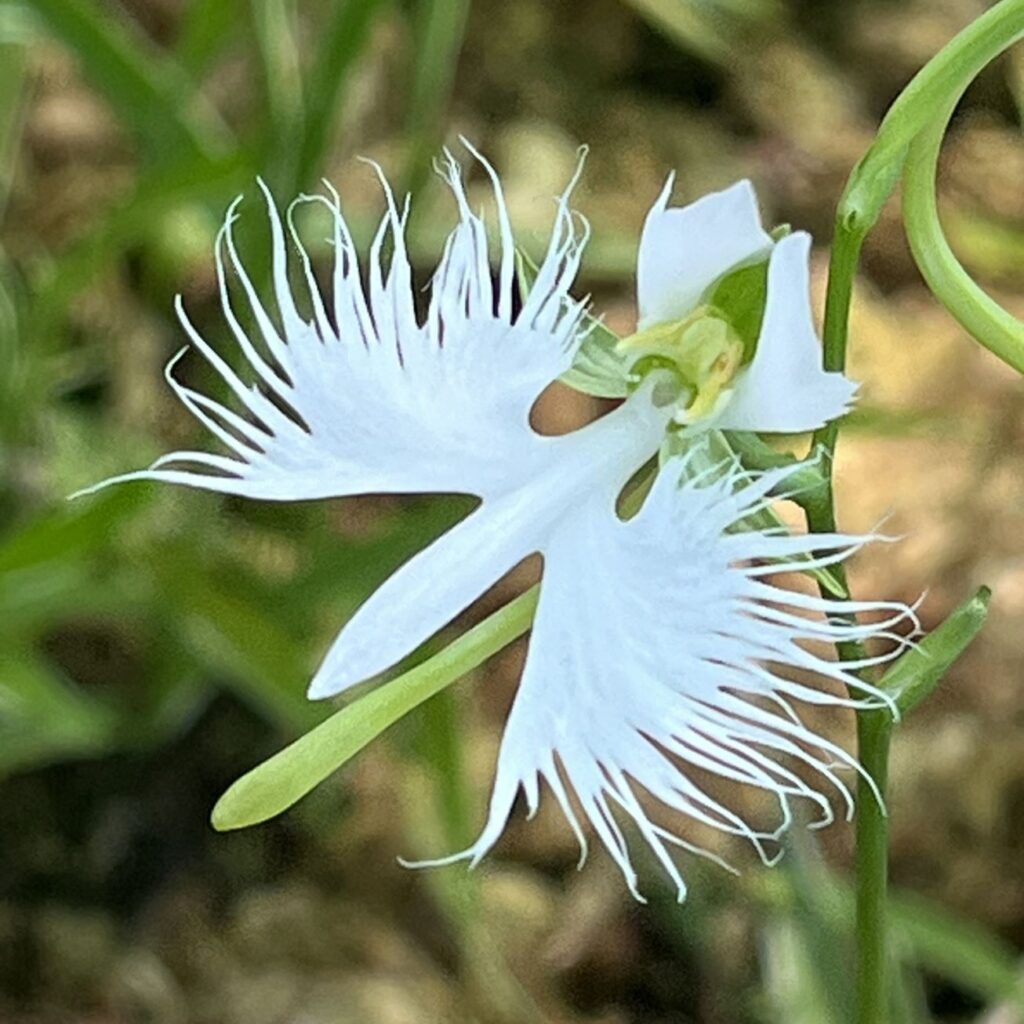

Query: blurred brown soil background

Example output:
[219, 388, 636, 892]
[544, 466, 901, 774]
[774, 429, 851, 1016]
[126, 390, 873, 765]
[0, 0, 1023, 1022]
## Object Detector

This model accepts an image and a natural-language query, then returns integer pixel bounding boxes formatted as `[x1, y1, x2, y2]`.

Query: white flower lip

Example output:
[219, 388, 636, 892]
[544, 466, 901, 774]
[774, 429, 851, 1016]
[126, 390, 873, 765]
[78, 146, 913, 900]
[399, 453, 916, 903]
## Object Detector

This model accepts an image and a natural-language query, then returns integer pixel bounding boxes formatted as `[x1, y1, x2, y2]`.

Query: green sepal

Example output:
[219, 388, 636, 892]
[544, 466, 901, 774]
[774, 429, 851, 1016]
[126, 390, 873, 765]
[706, 258, 770, 364]
[561, 319, 632, 399]
[211, 588, 538, 830]
[880, 586, 990, 716]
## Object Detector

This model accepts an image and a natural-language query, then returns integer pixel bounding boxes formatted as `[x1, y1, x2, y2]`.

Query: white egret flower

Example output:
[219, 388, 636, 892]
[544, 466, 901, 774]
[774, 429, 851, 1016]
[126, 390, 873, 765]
[79, 148, 912, 900]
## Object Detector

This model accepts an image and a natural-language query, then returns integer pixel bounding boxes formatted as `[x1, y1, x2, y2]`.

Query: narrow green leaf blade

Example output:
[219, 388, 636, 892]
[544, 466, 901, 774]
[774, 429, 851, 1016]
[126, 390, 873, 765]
[0, 650, 119, 775]
[881, 586, 990, 715]
[211, 587, 538, 830]
[25, 0, 229, 163]
[175, 0, 243, 78]
[152, 551, 322, 732]
[251, 0, 304, 148]
[293, 0, 383, 189]
[618, 0, 731, 64]
[780, 841, 856, 1024]
[0, 489, 142, 575]
[0, 35, 28, 216]
[618, 0, 782, 67]
[891, 888, 1024, 1009]
[403, 0, 471, 195]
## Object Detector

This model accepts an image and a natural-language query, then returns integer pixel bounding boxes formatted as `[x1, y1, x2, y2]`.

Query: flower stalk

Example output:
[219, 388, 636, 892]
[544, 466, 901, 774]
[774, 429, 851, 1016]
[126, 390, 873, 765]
[814, 3, 1023, 1019]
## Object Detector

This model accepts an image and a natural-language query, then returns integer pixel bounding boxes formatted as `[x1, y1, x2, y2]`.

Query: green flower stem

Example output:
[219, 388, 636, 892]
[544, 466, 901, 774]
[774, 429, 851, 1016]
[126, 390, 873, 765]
[811, 7, 1024, 1019]
[902, 101, 1024, 373]
[804, 444, 888, 1024]
[807, 212, 866, 575]
[845, 587, 993, 1021]
[852, 707, 893, 1024]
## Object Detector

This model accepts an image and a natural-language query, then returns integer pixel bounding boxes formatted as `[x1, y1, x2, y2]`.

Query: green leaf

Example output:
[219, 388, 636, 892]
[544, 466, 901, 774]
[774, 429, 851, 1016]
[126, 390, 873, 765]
[0, 256, 26, 436]
[0, 489, 143, 575]
[618, 0, 782, 67]
[780, 841, 856, 1024]
[0, 36, 27, 216]
[0, 650, 118, 775]
[402, 0, 471, 196]
[880, 586, 990, 715]
[756, 864, 1024, 1016]
[175, 0, 244, 78]
[152, 549, 323, 732]
[890, 888, 1024, 1010]
[761, 919, 843, 1024]
[211, 587, 538, 831]
[292, 0, 384, 191]
[251, 0, 304, 163]
[0, 563, 98, 637]
[24, 0, 231, 164]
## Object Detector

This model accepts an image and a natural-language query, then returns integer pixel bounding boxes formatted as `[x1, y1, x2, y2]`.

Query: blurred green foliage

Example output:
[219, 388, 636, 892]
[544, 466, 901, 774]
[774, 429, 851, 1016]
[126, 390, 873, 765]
[1, 0, 421, 776]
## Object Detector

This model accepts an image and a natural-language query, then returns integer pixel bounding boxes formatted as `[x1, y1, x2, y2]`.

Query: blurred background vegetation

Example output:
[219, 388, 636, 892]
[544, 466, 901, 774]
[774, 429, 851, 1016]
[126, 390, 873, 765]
[0, 0, 1022, 1021]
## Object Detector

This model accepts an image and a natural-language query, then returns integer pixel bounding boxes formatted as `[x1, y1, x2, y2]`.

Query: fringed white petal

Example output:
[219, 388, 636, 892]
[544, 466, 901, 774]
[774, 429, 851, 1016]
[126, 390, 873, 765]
[412, 454, 914, 901]
[636, 177, 773, 329]
[73, 151, 590, 504]
[717, 232, 857, 434]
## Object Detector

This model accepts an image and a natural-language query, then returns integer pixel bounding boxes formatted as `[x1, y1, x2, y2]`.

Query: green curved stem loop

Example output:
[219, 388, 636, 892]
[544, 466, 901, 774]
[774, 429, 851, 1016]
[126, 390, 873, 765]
[839, 0, 1024, 236]
[903, 101, 1024, 374]
[818, 0, 1024, 419]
